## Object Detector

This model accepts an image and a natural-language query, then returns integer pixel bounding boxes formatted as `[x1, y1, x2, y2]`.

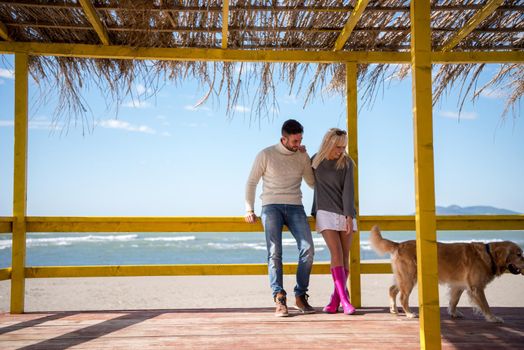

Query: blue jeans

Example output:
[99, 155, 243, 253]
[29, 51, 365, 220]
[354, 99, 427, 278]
[261, 204, 314, 297]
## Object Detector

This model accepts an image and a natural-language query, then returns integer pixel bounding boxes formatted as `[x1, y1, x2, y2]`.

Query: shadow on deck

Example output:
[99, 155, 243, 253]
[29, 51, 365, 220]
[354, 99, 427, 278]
[0, 307, 522, 349]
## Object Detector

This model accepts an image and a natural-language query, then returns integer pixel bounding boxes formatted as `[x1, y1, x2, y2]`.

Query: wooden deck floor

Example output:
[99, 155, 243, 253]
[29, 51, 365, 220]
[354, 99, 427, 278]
[1, 307, 523, 349]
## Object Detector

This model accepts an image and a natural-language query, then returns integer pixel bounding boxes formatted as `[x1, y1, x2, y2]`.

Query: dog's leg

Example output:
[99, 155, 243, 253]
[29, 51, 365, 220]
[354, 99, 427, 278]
[467, 288, 503, 323]
[389, 284, 399, 314]
[399, 283, 417, 319]
[448, 287, 464, 319]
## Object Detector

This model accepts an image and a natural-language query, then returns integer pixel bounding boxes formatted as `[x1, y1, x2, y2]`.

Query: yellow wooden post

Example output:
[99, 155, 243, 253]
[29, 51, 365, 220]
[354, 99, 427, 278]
[411, 1, 441, 349]
[10, 53, 29, 314]
[346, 62, 361, 307]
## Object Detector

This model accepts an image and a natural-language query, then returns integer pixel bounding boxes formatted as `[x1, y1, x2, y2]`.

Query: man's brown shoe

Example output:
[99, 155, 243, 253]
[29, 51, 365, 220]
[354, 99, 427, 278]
[295, 294, 315, 314]
[274, 292, 289, 317]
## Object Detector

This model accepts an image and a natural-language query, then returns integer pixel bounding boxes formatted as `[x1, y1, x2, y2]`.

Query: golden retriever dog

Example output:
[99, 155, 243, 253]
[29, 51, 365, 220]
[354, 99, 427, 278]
[370, 225, 524, 323]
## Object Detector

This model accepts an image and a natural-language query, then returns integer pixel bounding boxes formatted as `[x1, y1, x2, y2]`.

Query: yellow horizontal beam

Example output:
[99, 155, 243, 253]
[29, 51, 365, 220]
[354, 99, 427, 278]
[79, 0, 110, 45]
[441, 0, 504, 52]
[23, 215, 524, 233]
[0, 268, 12, 280]
[0, 217, 13, 233]
[0, 41, 410, 63]
[333, 0, 369, 51]
[432, 51, 524, 64]
[24, 262, 390, 278]
[0, 42, 521, 64]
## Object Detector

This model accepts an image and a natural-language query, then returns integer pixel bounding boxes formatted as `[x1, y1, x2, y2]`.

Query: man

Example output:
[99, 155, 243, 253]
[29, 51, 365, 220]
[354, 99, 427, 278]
[245, 119, 315, 317]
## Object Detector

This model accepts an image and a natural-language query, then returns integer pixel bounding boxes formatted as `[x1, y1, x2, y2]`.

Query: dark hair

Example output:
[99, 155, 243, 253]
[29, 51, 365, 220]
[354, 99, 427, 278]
[281, 119, 304, 136]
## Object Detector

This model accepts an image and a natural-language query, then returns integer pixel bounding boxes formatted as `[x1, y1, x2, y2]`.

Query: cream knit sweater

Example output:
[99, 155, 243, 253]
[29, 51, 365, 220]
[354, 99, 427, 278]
[245, 142, 315, 212]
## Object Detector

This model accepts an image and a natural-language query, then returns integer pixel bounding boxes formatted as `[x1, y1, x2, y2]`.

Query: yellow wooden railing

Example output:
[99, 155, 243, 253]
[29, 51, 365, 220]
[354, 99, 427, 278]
[1, 214, 522, 281]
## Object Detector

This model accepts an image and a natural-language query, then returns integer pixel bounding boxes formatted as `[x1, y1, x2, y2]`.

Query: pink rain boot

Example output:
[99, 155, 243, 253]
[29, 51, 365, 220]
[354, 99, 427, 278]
[323, 268, 349, 314]
[333, 266, 356, 315]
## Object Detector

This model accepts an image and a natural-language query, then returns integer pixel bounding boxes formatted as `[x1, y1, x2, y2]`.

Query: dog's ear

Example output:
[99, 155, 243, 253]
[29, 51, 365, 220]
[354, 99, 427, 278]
[491, 243, 510, 273]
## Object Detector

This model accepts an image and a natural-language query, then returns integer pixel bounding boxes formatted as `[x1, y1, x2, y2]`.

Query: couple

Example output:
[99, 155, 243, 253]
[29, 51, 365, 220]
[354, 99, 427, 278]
[244, 119, 356, 317]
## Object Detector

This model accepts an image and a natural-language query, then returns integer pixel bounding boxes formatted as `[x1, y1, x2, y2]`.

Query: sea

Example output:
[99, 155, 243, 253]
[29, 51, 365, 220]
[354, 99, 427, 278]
[1, 230, 523, 268]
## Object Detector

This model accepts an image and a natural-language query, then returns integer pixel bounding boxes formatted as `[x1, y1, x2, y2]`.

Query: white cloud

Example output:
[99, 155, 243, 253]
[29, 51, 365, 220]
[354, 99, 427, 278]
[161, 131, 171, 137]
[233, 105, 250, 113]
[98, 119, 156, 134]
[0, 68, 14, 79]
[438, 111, 478, 120]
[0, 119, 63, 130]
[122, 100, 151, 109]
[480, 88, 507, 99]
[136, 83, 147, 95]
[184, 105, 211, 112]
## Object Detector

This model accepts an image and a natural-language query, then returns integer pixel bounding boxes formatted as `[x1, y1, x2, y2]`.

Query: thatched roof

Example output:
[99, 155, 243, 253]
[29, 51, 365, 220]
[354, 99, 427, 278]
[0, 0, 522, 128]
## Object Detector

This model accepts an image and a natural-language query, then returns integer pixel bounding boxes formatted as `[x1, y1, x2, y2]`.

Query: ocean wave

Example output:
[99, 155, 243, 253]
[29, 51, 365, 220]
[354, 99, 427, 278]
[27, 234, 139, 245]
[207, 242, 266, 250]
[144, 236, 196, 242]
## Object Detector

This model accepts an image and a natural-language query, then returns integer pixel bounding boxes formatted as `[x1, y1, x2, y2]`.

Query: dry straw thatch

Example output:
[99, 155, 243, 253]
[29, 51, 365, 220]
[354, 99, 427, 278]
[0, 0, 522, 130]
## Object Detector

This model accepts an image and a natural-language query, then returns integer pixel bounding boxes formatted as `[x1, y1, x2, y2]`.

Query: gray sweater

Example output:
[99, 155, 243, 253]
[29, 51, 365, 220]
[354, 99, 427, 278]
[311, 156, 355, 218]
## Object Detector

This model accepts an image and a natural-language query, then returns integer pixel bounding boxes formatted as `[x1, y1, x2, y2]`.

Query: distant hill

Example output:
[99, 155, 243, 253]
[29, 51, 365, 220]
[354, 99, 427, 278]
[435, 205, 520, 215]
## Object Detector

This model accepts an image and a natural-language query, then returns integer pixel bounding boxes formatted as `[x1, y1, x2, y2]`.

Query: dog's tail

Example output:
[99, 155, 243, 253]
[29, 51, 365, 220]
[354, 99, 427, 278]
[369, 225, 399, 256]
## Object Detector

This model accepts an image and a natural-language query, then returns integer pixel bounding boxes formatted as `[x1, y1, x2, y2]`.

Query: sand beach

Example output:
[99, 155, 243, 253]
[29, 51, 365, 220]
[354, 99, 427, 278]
[1, 273, 523, 312]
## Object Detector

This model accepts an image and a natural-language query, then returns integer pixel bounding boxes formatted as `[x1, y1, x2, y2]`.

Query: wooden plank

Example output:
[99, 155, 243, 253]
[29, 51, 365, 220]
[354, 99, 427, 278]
[23, 262, 392, 278]
[0, 308, 522, 349]
[221, 0, 229, 49]
[441, 0, 505, 51]
[0, 267, 12, 280]
[333, 0, 369, 51]
[410, 1, 441, 349]
[346, 62, 362, 307]
[0, 41, 410, 63]
[10, 53, 29, 314]
[22, 215, 524, 232]
[78, 0, 110, 45]
[0, 21, 11, 41]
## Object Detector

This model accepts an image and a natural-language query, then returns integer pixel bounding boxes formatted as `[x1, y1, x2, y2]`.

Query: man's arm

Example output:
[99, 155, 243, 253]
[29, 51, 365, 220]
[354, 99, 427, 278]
[244, 151, 265, 223]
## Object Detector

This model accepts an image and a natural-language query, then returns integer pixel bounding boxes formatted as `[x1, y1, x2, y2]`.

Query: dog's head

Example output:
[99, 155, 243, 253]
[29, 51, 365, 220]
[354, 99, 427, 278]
[492, 242, 524, 275]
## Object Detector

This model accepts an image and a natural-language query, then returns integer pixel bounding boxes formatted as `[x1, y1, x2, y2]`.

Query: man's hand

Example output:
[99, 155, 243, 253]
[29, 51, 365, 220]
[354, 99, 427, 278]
[298, 145, 307, 153]
[244, 211, 258, 224]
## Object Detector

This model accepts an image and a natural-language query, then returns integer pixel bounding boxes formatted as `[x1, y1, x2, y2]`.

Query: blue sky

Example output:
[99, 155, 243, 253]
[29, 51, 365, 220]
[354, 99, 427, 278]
[0, 55, 522, 216]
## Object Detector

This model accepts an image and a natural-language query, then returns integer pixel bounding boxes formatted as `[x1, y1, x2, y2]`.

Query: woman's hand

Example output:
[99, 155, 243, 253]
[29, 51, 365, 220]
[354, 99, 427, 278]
[345, 216, 354, 234]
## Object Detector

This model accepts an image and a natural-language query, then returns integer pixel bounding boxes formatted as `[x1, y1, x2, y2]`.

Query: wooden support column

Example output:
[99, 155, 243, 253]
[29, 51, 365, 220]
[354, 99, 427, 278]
[221, 0, 229, 49]
[346, 62, 361, 307]
[411, 1, 441, 349]
[10, 53, 29, 314]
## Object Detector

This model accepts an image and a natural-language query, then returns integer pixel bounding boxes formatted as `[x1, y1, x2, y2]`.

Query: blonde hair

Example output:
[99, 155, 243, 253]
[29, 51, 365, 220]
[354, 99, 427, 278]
[312, 128, 353, 170]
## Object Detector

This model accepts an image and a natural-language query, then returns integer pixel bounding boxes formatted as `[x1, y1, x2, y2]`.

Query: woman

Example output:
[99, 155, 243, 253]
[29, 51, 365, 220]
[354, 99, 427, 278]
[312, 128, 356, 315]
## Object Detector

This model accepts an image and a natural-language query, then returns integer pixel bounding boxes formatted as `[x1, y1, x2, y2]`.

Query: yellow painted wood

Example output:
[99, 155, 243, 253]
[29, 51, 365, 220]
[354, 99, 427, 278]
[441, 0, 504, 51]
[0, 42, 411, 63]
[432, 51, 524, 64]
[78, 0, 110, 45]
[360, 263, 392, 274]
[221, 0, 229, 49]
[0, 21, 11, 41]
[411, 1, 441, 348]
[1, 42, 521, 64]
[11, 53, 29, 314]
[0, 216, 13, 233]
[22, 215, 524, 232]
[23, 262, 393, 278]
[0, 268, 12, 281]
[333, 0, 369, 51]
[346, 62, 361, 307]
